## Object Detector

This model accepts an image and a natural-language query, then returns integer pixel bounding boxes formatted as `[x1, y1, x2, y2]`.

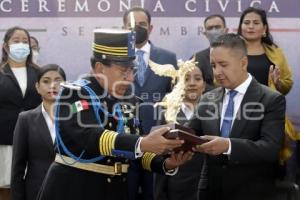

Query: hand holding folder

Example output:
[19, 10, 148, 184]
[151, 123, 208, 152]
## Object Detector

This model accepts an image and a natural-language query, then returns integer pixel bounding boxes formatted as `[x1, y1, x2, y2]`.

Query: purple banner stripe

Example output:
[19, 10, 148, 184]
[0, 0, 299, 18]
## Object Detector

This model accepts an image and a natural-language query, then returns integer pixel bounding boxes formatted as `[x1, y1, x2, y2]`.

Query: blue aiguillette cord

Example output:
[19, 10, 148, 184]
[54, 79, 125, 165]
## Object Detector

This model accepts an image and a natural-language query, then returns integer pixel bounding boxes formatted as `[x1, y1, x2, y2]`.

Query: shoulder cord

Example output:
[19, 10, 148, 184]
[54, 79, 125, 165]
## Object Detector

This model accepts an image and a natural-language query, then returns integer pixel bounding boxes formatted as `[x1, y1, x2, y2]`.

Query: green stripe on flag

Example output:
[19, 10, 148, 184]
[71, 100, 89, 114]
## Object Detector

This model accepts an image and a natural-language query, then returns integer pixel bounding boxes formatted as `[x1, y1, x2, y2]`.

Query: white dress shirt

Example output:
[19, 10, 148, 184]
[11, 67, 27, 97]
[41, 103, 56, 143]
[221, 74, 252, 155]
[136, 41, 151, 67]
[181, 103, 194, 120]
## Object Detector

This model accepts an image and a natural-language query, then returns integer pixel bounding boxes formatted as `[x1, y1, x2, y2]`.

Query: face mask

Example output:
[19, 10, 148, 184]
[206, 29, 225, 45]
[135, 25, 148, 45]
[8, 43, 30, 63]
[32, 50, 39, 64]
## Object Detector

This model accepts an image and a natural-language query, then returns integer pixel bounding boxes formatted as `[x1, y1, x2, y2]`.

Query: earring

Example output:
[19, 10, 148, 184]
[262, 32, 266, 37]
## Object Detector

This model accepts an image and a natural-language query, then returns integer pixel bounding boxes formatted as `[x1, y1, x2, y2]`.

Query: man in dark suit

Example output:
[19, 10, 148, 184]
[123, 7, 177, 200]
[191, 14, 228, 92]
[189, 33, 285, 200]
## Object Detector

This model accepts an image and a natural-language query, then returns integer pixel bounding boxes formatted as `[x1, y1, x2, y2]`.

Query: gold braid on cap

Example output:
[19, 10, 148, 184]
[149, 59, 197, 123]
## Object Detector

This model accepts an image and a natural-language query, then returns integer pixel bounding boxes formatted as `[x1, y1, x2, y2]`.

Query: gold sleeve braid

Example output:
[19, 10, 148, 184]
[99, 130, 117, 156]
[141, 152, 156, 171]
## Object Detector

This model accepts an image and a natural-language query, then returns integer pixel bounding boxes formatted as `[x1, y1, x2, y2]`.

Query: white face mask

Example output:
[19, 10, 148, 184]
[32, 50, 39, 64]
[8, 43, 30, 63]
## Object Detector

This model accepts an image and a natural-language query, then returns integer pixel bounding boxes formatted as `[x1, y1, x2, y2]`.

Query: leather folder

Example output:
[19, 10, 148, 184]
[150, 123, 208, 152]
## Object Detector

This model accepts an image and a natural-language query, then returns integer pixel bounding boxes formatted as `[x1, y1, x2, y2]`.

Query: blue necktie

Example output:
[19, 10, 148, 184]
[136, 50, 146, 86]
[221, 90, 238, 138]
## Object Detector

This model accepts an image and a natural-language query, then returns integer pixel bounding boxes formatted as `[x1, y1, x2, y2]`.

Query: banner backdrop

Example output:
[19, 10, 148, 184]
[0, 0, 299, 129]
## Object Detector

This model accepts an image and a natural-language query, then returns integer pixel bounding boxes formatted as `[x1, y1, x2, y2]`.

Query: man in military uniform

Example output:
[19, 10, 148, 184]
[37, 29, 192, 200]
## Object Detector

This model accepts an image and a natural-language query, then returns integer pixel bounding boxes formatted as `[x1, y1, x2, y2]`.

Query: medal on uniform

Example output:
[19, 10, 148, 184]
[125, 125, 131, 134]
[133, 118, 140, 127]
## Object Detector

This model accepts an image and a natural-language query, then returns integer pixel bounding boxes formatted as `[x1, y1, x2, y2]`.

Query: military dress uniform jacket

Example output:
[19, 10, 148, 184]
[37, 76, 168, 200]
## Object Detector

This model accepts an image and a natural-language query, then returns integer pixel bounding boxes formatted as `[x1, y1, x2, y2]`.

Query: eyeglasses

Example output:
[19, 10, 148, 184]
[117, 66, 137, 78]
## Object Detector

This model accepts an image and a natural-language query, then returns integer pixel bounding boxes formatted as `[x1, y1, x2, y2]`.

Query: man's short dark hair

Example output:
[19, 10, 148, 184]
[204, 14, 226, 28]
[123, 7, 151, 25]
[211, 33, 247, 57]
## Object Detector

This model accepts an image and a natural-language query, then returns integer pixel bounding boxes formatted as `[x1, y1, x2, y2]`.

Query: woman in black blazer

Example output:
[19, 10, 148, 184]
[0, 26, 41, 199]
[11, 64, 66, 200]
[154, 65, 206, 200]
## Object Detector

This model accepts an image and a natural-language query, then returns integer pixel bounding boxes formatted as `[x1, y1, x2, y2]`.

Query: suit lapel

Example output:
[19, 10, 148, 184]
[210, 88, 224, 136]
[24, 66, 36, 98]
[200, 88, 224, 136]
[3, 64, 23, 99]
[204, 48, 210, 62]
[34, 105, 55, 153]
[176, 109, 188, 125]
[230, 79, 263, 138]
[143, 44, 157, 86]
[143, 63, 153, 87]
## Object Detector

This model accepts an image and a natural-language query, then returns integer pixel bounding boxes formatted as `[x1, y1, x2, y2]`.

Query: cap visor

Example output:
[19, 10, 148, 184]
[111, 60, 135, 67]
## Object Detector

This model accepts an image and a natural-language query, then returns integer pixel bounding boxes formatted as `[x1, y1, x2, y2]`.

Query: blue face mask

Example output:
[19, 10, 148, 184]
[8, 43, 30, 63]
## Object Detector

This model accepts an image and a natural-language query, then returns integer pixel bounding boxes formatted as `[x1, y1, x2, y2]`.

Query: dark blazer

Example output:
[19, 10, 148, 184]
[126, 43, 177, 200]
[11, 105, 55, 200]
[0, 64, 41, 145]
[154, 109, 204, 200]
[132, 42, 177, 134]
[192, 48, 215, 92]
[188, 78, 286, 200]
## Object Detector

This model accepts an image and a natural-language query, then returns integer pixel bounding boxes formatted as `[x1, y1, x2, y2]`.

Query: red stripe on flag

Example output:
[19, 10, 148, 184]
[80, 100, 89, 110]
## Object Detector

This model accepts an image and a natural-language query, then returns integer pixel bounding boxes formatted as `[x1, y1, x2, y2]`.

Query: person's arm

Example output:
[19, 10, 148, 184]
[139, 150, 192, 176]
[275, 51, 293, 95]
[191, 90, 285, 164]
[57, 86, 184, 160]
[266, 45, 293, 95]
[11, 112, 28, 200]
